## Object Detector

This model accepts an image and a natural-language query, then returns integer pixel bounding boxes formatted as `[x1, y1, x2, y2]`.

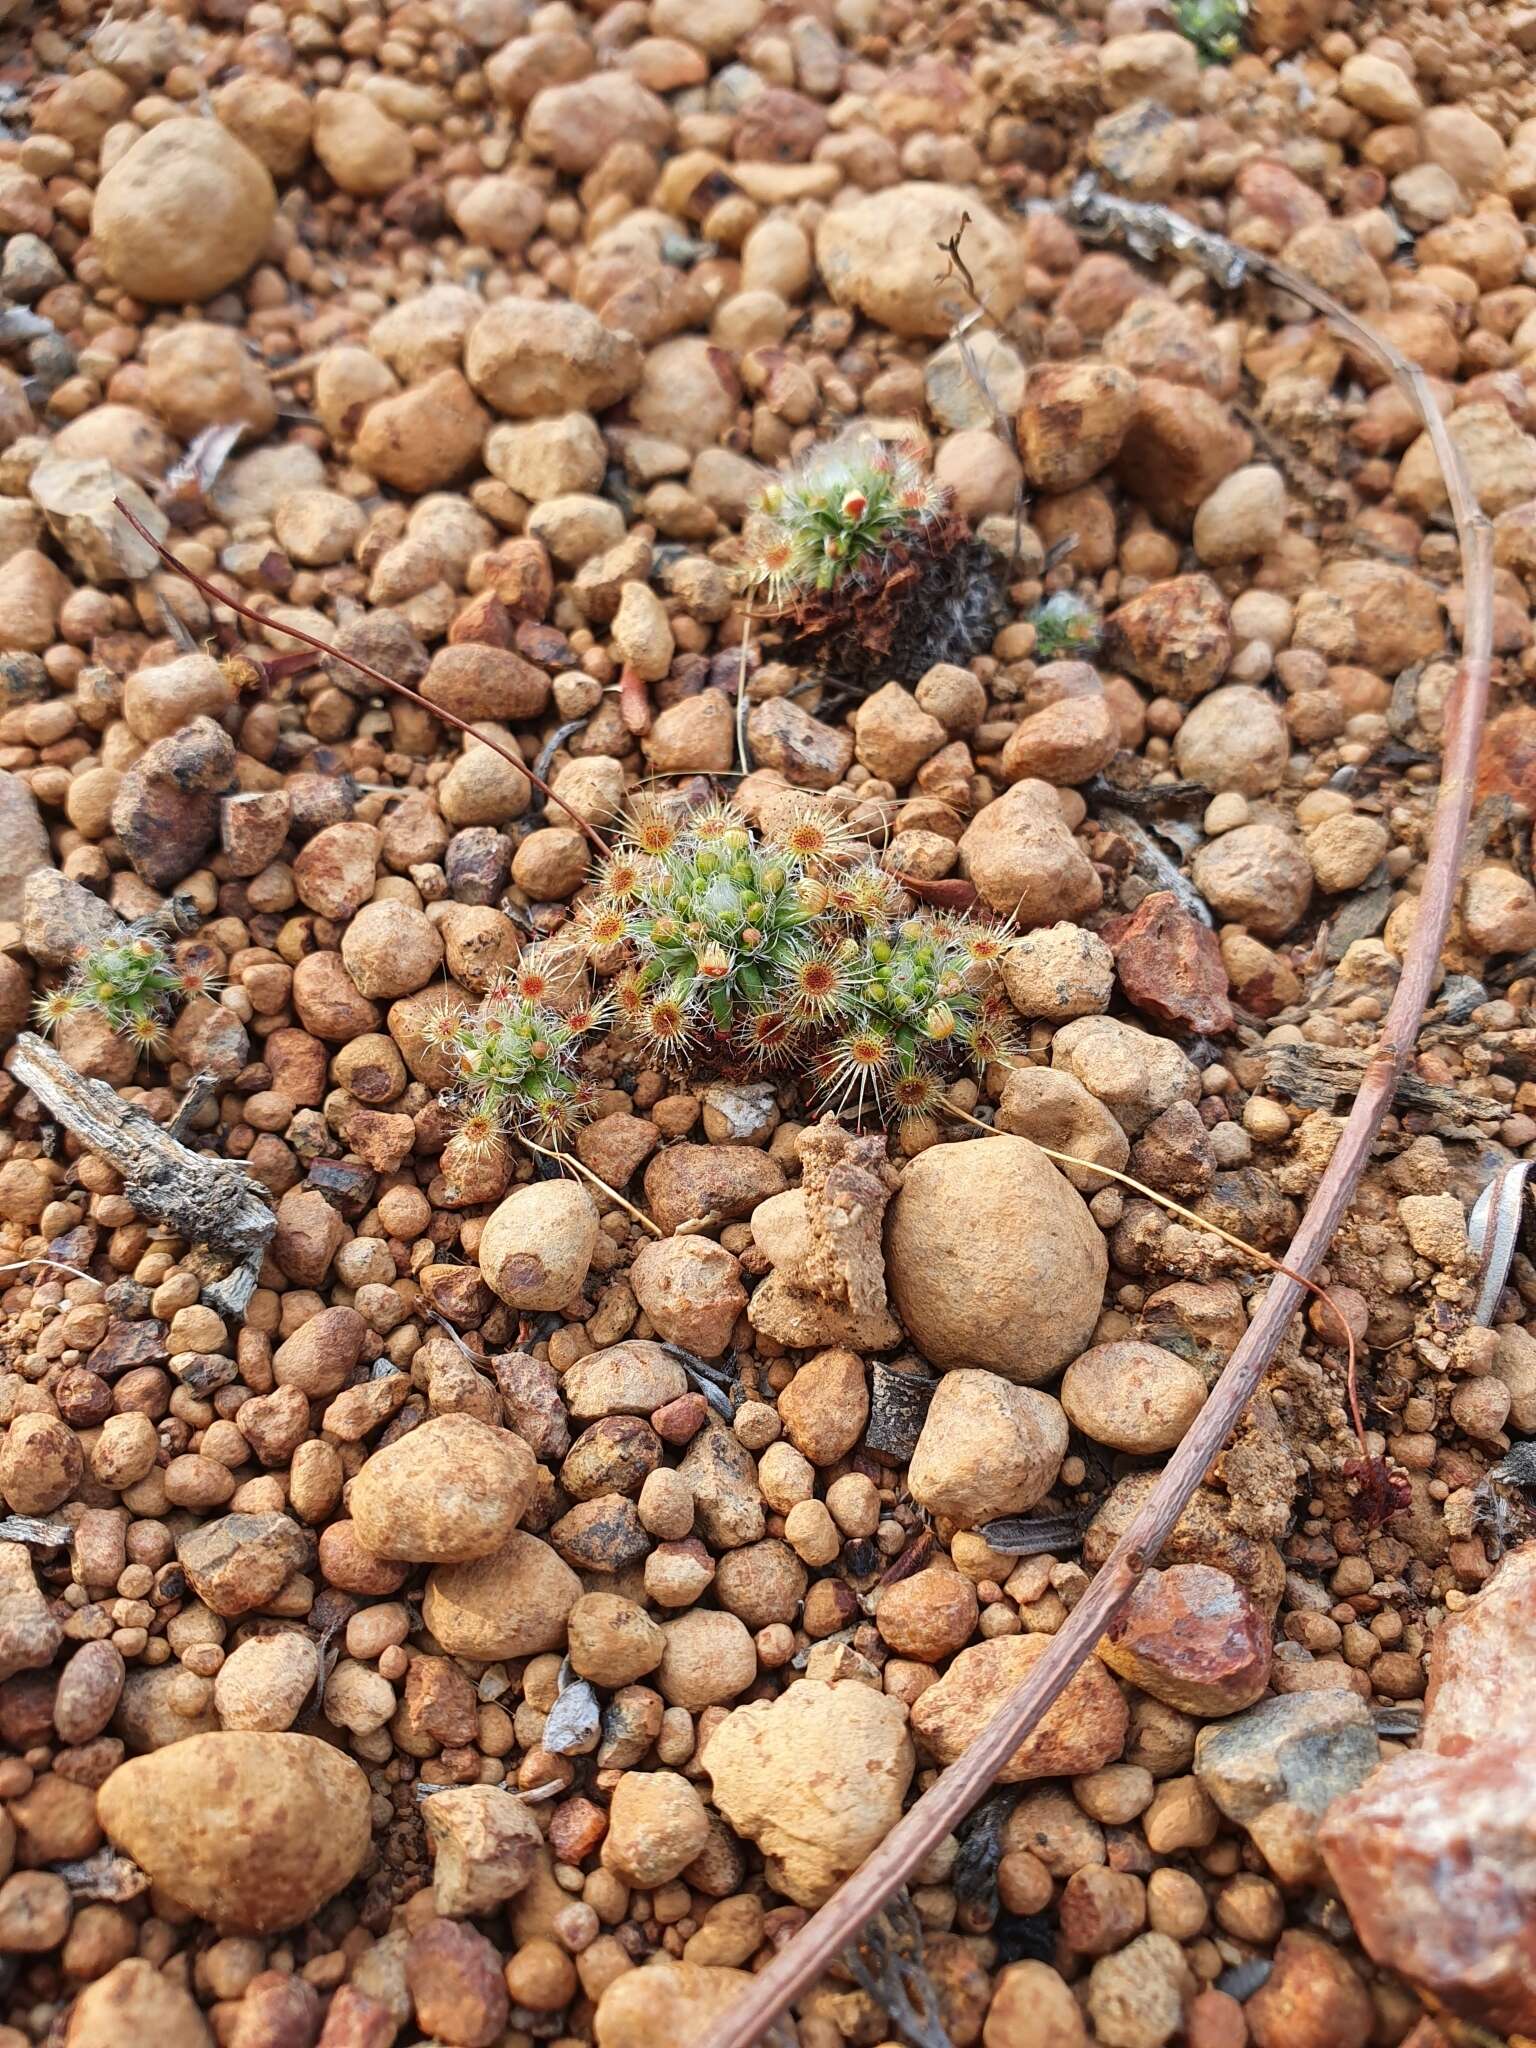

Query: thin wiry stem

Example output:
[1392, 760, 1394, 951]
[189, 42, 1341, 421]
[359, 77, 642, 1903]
[112, 499, 609, 856]
[697, 210, 1496, 2048]
[521, 1133, 662, 1238]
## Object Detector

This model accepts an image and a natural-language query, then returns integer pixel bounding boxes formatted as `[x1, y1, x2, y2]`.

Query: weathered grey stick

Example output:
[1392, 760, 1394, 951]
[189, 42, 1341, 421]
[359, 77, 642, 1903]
[10, 1032, 274, 1314]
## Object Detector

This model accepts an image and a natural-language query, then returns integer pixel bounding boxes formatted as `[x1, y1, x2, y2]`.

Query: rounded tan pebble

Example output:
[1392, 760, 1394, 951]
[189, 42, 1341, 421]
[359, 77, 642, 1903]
[212, 1632, 317, 1733]
[143, 323, 277, 443]
[816, 182, 1023, 339]
[593, 1961, 751, 2048]
[601, 1769, 710, 1887]
[478, 1180, 598, 1310]
[510, 825, 588, 900]
[875, 1566, 979, 1662]
[96, 1733, 371, 1935]
[1, 1411, 82, 1513]
[1192, 464, 1286, 565]
[1304, 812, 1390, 894]
[1003, 920, 1115, 1022]
[423, 1530, 582, 1659]
[1060, 1342, 1206, 1455]
[783, 1497, 840, 1566]
[912, 1635, 1129, 1783]
[340, 898, 444, 998]
[567, 1592, 665, 1686]
[657, 1608, 758, 1709]
[63, 1958, 213, 2048]
[984, 1959, 1089, 2048]
[704, 1679, 915, 1908]
[350, 1414, 535, 1563]
[273, 488, 364, 567]
[323, 1657, 396, 1736]
[312, 88, 414, 195]
[353, 369, 487, 494]
[53, 1641, 125, 1746]
[90, 1411, 158, 1490]
[91, 118, 275, 303]
[887, 1138, 1106, 1382]
[1172, 685, 1289, 797]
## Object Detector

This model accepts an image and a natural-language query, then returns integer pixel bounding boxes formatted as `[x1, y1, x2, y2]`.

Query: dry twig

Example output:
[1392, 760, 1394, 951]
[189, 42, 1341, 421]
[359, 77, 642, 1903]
[10, 1033, 276, 1317]
[698, 185, 1496, 2048]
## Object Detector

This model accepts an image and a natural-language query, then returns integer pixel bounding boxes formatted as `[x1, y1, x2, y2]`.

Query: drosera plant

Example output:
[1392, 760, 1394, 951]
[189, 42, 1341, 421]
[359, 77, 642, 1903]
[1029, 590, 1102, 664]
[35, 913, 218, 1059]
[740, 433, 1000, 687]
[1170, 0, 1245, 62]
[581, 795, 886, 1065]
[810, 913, 1019, 1125]
[579, 793, 1017, 1126]
[425, 970, 666, 1238]
[426, 974, 602, 1159]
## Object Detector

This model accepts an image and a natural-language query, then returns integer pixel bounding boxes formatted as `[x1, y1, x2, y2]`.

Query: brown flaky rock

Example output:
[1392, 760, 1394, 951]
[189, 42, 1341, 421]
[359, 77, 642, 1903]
[96, 1733, 370, 1934]
[795, 1116, 901, 1321]
[911, 1636, 1129, 1783]
[348, 1414, 535, 1562]
[885, 1136, 1106, 1380]
[705, 1679, 915, 1904]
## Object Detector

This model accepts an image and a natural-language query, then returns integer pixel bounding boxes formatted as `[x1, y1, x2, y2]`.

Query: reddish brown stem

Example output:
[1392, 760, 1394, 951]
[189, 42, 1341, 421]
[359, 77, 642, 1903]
[113, 498, 609, 857]
[696, 242, 1496, 2048]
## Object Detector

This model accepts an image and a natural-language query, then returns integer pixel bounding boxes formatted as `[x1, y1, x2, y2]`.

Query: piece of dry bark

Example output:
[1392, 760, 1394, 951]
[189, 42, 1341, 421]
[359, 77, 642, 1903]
[10, 1032, 274, 1316]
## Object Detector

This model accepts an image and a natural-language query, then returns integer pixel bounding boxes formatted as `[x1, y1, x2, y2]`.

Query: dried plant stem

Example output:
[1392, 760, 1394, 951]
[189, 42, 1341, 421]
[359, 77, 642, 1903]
[697, 227, 1495, 2048]
[941, 1100, 1366, 1448]
[735, 613, 755, 777]
[112, 500, 609, 857]
[521, 1133, 663, 1238]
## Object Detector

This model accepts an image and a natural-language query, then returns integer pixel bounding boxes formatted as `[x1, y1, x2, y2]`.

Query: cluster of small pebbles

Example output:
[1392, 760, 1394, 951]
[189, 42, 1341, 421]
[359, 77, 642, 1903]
[1, 0, 1535, 2045]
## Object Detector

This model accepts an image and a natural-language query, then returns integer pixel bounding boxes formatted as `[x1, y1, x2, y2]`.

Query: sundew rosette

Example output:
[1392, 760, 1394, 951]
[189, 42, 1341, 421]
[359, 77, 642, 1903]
[35, 918, 220, 1057]
[580, 796, 1017, 1127]
[426, 974, 602, 1157]
[740, 432, 999, 687]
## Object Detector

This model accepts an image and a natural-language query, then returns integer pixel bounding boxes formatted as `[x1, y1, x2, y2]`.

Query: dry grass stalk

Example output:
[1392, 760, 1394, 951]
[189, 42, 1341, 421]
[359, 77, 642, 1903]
[695, 206, 1497, 2048]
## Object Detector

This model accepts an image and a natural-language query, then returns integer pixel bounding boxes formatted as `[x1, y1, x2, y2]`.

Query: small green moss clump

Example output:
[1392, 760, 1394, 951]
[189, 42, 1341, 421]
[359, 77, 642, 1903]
[35, 920, 218, 1057]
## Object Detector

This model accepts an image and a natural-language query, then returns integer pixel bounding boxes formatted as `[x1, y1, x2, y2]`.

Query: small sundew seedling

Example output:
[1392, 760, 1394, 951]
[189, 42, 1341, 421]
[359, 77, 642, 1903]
[1171, 0, 1245, 62]
[35, 920, 217, 1057]
[812, 915, 1017, 1124]
[741, 434, 999, 686]
[428, 981, 600, 1152]
[1030, 591, 1102, 664]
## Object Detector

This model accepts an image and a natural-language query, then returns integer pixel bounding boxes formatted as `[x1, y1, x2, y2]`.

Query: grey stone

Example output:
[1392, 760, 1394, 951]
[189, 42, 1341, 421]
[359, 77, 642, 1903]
[1194, 1690, 1380, 1885]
